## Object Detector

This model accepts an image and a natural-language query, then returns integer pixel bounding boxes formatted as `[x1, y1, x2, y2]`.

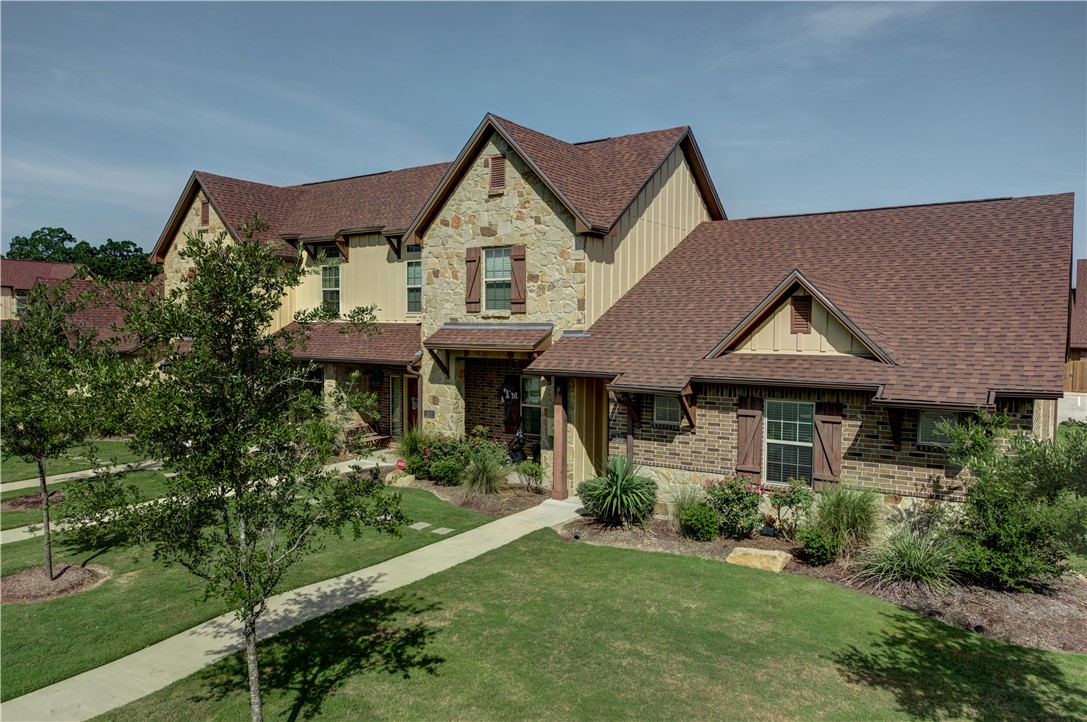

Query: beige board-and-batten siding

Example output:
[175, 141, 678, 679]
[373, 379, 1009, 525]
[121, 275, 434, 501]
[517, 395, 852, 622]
[0, 286, 16, 321]
[605, 384, 1037, 507]
[735, 292, 873, 356]
[583, 145, 712, 326]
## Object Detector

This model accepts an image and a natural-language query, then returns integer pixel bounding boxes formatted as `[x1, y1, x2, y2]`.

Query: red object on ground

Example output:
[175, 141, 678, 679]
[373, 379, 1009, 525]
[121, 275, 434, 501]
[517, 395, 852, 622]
[397, 459, 406, 471]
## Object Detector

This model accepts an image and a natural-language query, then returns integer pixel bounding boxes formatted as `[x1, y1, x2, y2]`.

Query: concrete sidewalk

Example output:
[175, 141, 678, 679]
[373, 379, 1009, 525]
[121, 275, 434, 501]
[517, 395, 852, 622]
[1, 460, 163, 492]
[0, 496, 581, 722]
[1, 457, 387, 546]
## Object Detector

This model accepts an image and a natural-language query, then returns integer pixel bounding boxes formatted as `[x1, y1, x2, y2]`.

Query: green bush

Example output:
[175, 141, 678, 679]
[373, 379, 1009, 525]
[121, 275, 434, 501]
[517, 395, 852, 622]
[577, 455, 657, 526]
[854, 528, 959, 594]
[678, 502, 718, 541]
[516, 460, 544, 493]
[430, 458, 466, 486]
[670, 485, 705, 532]
[815, 486, 882, 554]
[397, 427, 429, 460]
[768, 477, 815, 541]
[796, 523, 841, 566]
[703, 476, 766, 539]
[404, 427, 506, 484]
[462, 445, 509, 496]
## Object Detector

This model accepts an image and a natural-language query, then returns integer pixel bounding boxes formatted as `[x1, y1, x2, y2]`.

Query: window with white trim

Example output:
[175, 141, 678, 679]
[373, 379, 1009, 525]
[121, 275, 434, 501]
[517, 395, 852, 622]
[484, 247, 511, 311]
[321, 265, 340, 316]
[918, 411, 958, 448]
[15, 292, 28, 317]
[521, 376, 542, 436]
[406, 260, 422, 314]
[654, 395, 682, 426]
[765, 400, 814, 484]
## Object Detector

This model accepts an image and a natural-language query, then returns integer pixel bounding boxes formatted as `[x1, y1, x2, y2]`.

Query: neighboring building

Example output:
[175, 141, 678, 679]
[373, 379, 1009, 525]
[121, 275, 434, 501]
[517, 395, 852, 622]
[36, 278, 150, 358]
[529, 195, 1075, 503]
[0, 259, 80, 320]
[1069, 259, 1087, 362]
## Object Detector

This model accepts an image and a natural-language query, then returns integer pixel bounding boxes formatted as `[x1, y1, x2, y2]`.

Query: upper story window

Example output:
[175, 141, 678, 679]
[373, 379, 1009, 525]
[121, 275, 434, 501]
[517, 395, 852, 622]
[484, 247, 512, 311]
[406, 261, 422, 314]
[15, 293, 28, 317]
[918, 411, 958, 448]
[321, 265, 340, 316]
[654, 395, 682, 426]
[765, 400, 814, 484]
[200, 200, 210, 226]
[489, 155, 506, 194]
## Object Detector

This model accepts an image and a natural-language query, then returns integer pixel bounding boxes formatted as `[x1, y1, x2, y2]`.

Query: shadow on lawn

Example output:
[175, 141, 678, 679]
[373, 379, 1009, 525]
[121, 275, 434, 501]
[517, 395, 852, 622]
[833, 610, 1087, 721]
[192, 575, 444, 722]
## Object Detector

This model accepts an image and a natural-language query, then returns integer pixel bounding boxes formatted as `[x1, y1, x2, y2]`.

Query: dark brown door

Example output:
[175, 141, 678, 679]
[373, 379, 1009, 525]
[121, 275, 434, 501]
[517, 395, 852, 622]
[407, 377, 419, 430]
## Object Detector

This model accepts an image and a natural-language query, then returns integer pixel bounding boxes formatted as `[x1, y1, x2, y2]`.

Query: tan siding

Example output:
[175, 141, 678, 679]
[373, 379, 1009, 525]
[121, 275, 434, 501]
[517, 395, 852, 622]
[735, 293, 872, 356]
[584, 146, 711, 325]
[570, 377, 608, 485]
[0, 287, 16, 321]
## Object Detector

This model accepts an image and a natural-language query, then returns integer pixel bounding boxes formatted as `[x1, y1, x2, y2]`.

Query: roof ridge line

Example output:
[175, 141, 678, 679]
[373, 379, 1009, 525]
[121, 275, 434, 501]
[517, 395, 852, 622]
[291, 161, 451, 188]
[739, 196, 1038, 221]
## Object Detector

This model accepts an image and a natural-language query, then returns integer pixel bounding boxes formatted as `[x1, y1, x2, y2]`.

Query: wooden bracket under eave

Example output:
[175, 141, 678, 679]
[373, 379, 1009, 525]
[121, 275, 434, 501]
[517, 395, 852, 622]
[385, 235, 403, 259]
[619, 393, 641, 428]
[334, 237, 350, 262]
[680, 385, 697, 431]
[427, 348, 449, 377]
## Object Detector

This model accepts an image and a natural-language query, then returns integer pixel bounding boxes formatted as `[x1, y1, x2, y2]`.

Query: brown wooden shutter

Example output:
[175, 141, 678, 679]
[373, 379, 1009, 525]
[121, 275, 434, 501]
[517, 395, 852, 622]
[510, 244, 527, 314]
[465, 246, 481, 313]
[791, 296, 812, 334]
[813, 402, 843, 481]
[489, 155, 506, 192]
[200, 200, 210, 226]
[736, 396, 763, 474]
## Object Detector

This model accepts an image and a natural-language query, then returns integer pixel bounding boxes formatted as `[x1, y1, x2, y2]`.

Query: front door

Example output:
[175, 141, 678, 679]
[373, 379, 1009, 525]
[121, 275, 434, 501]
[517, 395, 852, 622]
[406, 377, 419, 430]
[390, 377, 403, 438]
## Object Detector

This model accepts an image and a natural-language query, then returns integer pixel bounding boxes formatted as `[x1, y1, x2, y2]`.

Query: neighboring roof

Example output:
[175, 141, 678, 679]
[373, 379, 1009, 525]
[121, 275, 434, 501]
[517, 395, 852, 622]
[286, 322, 423, 366]
[405, 113, 726, 241]
[530, 194, 1075, 408]
[1, 259, 80, 291]
[424, 323, 553, 352]
[37, 278, 150, 354]
[1071, 259, 1087, 351]
[151, 163, 451, 263]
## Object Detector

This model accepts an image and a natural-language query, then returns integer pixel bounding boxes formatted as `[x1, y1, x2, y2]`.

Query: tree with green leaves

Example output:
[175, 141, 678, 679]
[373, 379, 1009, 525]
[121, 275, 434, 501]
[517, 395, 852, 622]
[8, 227, 161, 281]
[0, 280, 104, 580]
[67, 218, 404, 722]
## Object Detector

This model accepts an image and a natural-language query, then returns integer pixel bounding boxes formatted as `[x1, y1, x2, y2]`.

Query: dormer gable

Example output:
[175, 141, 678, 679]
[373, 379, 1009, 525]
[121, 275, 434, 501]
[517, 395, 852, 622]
[706, 269, 897, 364]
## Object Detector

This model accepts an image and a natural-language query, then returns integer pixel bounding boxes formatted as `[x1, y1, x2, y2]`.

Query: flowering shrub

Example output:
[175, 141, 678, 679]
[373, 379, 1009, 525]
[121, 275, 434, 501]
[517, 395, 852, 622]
[405, 426, 505, 483]
[768, 477, 815, 541]
[703, 476, 766, 539]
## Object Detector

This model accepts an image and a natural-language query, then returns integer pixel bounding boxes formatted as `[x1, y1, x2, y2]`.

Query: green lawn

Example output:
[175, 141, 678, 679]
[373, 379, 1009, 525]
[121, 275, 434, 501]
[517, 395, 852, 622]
[99, 530, 1087, 722]
[0, 470, 171, 531]
[0, 488, 491, 701]
[1, 441, 144, 483]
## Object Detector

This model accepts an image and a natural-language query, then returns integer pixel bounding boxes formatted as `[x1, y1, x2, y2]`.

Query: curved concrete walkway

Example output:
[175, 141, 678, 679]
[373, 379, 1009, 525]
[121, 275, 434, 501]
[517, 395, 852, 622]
[1, 460, 162, 492]
[1, 496, 582, 722]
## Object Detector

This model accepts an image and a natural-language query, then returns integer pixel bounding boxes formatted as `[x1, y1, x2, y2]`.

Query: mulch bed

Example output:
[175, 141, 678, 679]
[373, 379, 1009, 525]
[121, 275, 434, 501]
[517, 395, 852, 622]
[410, 479, 550, 518]
[1, 564, 111, 604]
[1, 489, 64, 511]
[557, 515, 1087, 654]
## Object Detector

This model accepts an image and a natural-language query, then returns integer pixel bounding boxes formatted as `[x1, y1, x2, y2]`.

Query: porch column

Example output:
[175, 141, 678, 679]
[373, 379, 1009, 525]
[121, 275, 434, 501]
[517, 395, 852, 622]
[552, 376, 568, 500]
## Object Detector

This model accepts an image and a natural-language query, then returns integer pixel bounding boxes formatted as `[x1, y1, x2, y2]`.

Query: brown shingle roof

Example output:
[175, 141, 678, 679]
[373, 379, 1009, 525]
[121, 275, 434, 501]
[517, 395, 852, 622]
[424, 323, 553, 352]
[286, 322, 422, 365]
[37, 278, 151, 354]
[1071, 259, 1087, 351]
[530, 194, 1075, 408]
[1, 259, 80, 291]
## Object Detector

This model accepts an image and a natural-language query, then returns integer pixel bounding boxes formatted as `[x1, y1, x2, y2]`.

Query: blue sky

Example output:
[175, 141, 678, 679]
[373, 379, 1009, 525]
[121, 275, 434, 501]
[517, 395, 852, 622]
[2, 1, 1084, 274]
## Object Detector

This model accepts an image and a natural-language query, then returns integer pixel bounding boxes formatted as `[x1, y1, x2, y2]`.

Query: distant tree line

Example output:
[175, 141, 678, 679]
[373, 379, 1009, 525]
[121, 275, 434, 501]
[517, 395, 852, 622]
[7, 227, 162, 282]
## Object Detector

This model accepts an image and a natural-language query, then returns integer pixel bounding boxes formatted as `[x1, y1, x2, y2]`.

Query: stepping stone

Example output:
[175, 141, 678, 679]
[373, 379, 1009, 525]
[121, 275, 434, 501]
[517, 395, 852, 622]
[431, 527, 454, 535]
[409, 522, 431, 530]
[725, 547, 792, 573]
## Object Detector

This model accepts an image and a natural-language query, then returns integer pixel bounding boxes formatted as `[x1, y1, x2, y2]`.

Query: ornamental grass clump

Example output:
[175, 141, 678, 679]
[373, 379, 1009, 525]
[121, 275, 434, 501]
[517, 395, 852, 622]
[703, 476, 766, 539]
[813, 486, 882, 555]
[461, 445, 509, 496]
[854, 527, 959, 594]
[577, 455, 657, 527]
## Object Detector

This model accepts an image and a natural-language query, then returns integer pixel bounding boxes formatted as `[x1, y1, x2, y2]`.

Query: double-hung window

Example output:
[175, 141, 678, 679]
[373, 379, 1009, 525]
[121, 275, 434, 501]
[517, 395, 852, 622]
[484, 247, 511, 311]
[654, 395, 682, 426]
[521, 376, 542, 436]
[918, 411, 957, 448]
[765, 400, 814, 484]
[321, 265, 340, 316]
[15, 293, 28, 317]
[406, 261, 422, 314]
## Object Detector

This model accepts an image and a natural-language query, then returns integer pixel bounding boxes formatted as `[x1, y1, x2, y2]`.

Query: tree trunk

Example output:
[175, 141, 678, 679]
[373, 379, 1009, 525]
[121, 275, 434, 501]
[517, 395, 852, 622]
[38, 457, 53, 581]
[245, 614, 263, 722]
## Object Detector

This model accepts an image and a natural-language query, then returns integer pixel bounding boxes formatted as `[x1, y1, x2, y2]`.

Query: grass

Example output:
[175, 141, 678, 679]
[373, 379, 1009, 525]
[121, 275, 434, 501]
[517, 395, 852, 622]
[0, 488, 491, 701]
[98, 530, 1087, 722]
[1, 440, 144, 484]
[0, 470, 170, 531]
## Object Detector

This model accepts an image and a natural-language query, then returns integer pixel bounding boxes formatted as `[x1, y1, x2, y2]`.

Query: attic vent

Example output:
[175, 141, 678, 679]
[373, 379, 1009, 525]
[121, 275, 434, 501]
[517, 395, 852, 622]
[489, 155, 506, 193]
[791, 296, 812, 334]
[200, 200, 210, 226]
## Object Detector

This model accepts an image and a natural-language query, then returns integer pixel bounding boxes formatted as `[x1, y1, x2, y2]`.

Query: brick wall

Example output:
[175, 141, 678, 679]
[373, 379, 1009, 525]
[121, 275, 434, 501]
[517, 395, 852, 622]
[323, 362, 403, 436]
[608, 383, 1035, 503]
[464, 356, 533, 447]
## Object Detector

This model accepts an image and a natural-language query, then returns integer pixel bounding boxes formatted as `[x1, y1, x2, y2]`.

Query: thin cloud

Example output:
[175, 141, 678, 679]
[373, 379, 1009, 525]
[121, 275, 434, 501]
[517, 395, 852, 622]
[3, 154, 179, 210]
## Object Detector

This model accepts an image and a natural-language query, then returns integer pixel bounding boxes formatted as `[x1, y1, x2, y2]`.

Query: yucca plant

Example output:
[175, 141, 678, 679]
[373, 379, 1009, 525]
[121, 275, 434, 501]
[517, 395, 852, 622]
[577, 455, 657, 527]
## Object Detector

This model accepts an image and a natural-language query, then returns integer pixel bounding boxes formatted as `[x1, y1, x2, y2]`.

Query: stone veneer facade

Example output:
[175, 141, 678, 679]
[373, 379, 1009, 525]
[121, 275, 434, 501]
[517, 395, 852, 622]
[162, 190, 230, 295]
[420, 132, 588, 469]
[607, 384, 1037, 510]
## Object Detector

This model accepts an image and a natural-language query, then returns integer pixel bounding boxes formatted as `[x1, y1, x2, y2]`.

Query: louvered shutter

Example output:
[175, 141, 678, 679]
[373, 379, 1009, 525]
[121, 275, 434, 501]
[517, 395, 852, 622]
[200, 200, 210, 226]
[510, 244, 527, 314]
[791, 296, 812, 334]
[736, 396, 763, 474]
[489, 155, 506, 192]
[465, 247, 481, 313]
[813, 402, 843, 481]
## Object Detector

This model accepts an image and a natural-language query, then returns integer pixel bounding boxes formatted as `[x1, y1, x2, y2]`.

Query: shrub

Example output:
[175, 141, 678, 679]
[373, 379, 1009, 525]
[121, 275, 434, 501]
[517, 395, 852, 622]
[670, 485, 705, 533]
[703, 476, 766, 539]
[516, 460, 544, 494]
[397, 428, 429, 460]
[678, 502, 718, 541]
[854, 528, 959, 594]
[796, 523, 841, 566]
[814, 486, 882, 554]
[768, 477, 815, 541]
[577, 455, 657, 526]
[462, 445, 509, 496]
[405, 428, 506, 484]
[430, 458, 466, 486]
